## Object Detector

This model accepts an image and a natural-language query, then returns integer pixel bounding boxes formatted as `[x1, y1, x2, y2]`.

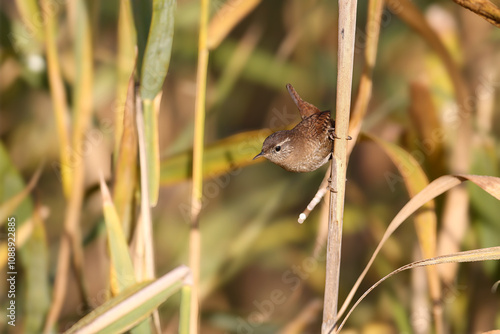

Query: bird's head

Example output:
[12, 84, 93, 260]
[253, 130, 295, 167]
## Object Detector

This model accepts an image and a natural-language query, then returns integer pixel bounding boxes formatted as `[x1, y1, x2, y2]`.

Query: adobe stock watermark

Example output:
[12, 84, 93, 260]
[62, 274, 136, 330]
[51, 119, 114, 183]
[411, 284, 466, 333]
[178, 105, 300, 223]
[9, 0, 67, 54]
[6, 217, 17, 327]
[385, 73, 500, 192]
[63, 287, 112, 332]
[237, 242, 326, 333]
[354, 0, 406, 54]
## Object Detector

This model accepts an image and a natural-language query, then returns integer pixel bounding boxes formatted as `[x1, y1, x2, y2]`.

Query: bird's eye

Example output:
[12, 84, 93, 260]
[275, 146, 281, 152]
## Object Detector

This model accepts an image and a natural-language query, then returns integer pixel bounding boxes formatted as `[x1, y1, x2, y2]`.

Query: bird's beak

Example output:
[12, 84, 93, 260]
[253, 152, 264, 160]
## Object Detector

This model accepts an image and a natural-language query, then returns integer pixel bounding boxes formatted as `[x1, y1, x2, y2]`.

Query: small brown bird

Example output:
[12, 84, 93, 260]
[253, 84, 337, 172]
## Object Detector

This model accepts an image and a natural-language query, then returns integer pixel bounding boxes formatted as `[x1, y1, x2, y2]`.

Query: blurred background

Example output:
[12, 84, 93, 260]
[1, 0, 500, 333]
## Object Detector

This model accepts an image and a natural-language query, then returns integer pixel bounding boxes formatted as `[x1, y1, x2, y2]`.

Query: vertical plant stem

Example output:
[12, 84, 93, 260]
[179, 284, 193, 334]
[321, 1, 358, 333]
[136, 91, 156, 281]
[135, 87, 161, 332]
[190, 0, 210, 332]
[41, 0, 72, 197]
[68, 0, 93, 310]
[142, 99, 161, 206]
[115, 0, 137, 161]
[336, 0, 384, 322]
[44, 0, 93, 330]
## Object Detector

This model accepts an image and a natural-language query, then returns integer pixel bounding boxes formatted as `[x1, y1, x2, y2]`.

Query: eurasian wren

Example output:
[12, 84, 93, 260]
[253, 84, 338, 172]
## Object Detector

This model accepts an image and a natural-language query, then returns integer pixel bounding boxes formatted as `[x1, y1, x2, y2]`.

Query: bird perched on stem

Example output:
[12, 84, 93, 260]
[253, 84, 341, 172]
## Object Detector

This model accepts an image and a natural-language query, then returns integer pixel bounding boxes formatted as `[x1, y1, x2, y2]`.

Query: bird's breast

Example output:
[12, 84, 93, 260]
[284, 137, 332, 172]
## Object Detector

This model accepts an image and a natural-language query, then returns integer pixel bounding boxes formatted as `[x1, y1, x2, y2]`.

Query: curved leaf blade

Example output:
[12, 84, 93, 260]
[99, 175, 136, 293]
[64, 266, 191, 334]
[337, 246, 500, 332]
[140, 0, 175, 100]
[363, 134, 441, 316]
[160, 129, 271, 185]
[338, 173, 500, 323]
[113, 74, 138, 238]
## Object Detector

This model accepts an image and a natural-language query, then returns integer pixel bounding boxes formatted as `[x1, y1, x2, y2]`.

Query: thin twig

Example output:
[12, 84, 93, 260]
[298, 167, 330, 224]
[190, 0, 210, 332]
[321, 0, 358, 333]
[451, 0, 500, 28]
[44, 166, 85, 333]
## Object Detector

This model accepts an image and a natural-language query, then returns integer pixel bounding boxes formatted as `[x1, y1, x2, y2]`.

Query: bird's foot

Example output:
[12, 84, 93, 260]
[327, 127, 340, 140]
[327, 177, 338, 193]
[328, 127, 352, 141]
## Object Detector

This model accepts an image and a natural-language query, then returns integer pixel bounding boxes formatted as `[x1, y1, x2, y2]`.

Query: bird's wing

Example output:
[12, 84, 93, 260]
[286, 83, 321, 119]
[315, 111, 332, 136]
